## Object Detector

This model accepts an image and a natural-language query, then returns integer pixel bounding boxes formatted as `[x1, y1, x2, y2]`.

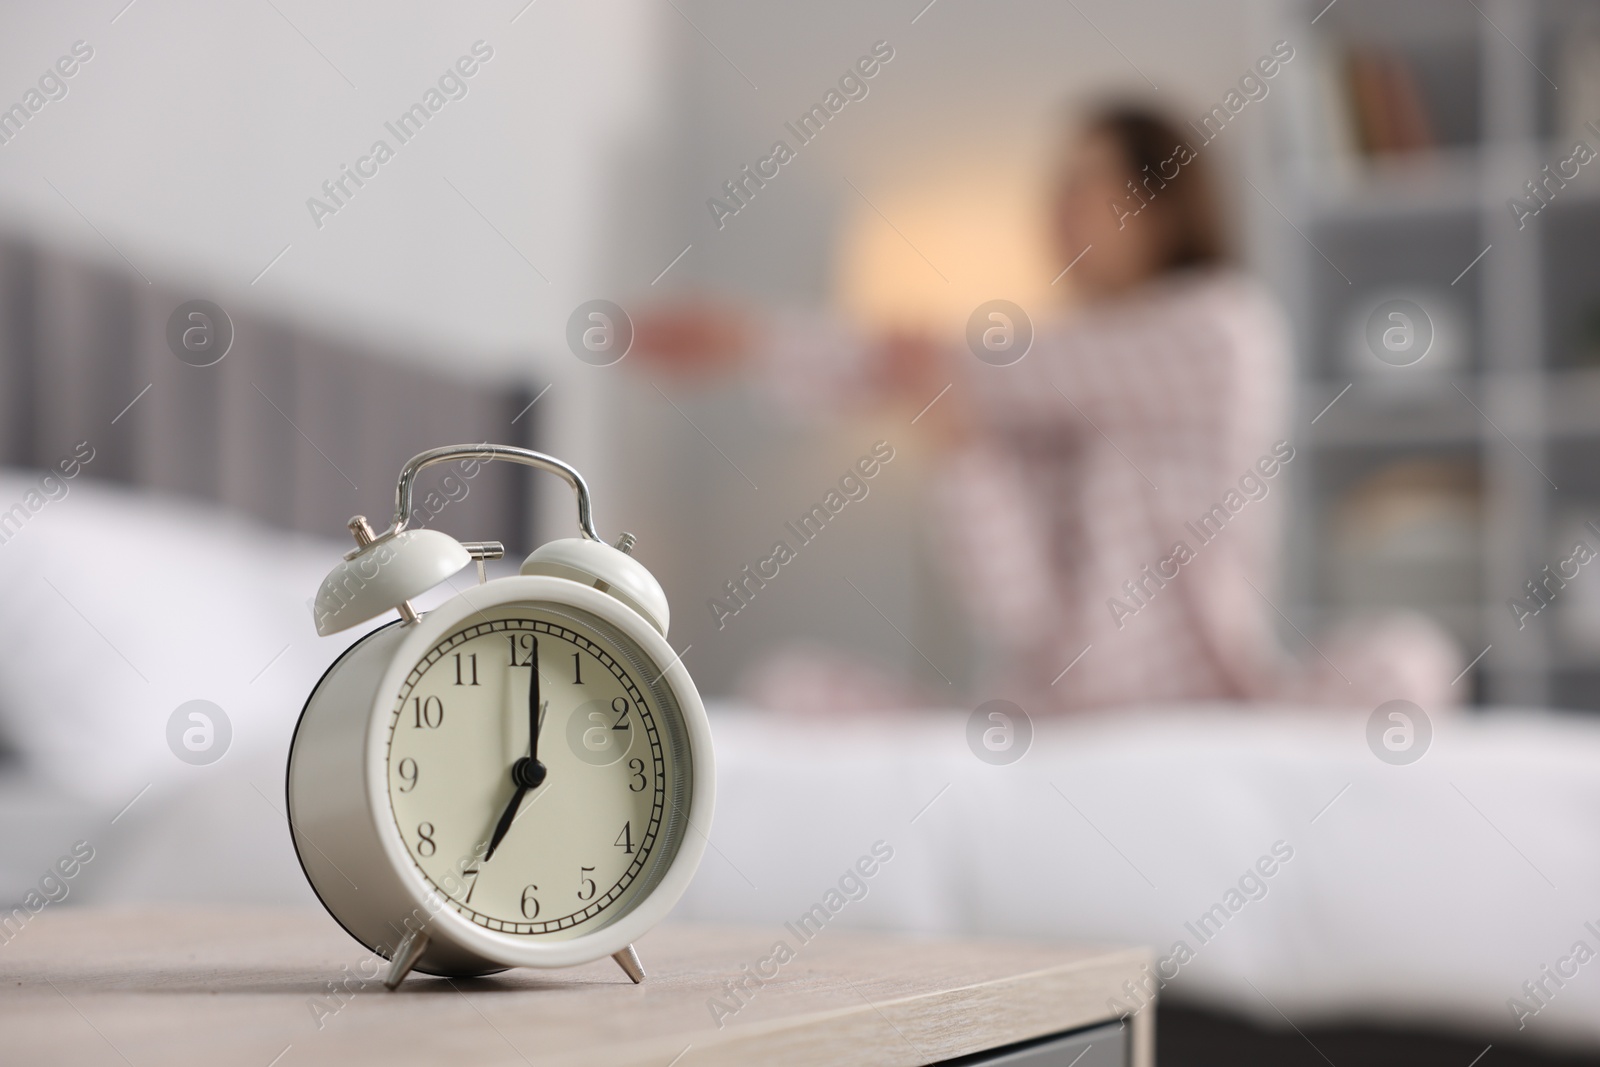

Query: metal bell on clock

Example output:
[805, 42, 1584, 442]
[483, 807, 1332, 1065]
[521, 533, 670, 636]
[312, 516, 471, 636]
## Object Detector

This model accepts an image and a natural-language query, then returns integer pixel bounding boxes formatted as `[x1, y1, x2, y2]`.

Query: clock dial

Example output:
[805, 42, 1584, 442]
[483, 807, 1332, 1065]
[385, 602, 691, 939]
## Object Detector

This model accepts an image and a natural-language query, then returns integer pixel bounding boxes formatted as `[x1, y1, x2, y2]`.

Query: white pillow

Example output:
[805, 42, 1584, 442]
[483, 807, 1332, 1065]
[0, 470, 510, 903]
[0, 470, 363, 807]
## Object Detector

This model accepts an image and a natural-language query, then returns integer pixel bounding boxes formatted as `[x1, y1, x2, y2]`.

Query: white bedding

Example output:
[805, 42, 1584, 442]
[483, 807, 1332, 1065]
[4, 471, 1599, 1053]
[675, 705, 1600, 1052]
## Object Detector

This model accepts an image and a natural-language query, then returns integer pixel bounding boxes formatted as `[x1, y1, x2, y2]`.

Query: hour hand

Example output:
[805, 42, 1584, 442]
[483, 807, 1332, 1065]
[483, 783, 527, 863]
[485, 744, 547, 862]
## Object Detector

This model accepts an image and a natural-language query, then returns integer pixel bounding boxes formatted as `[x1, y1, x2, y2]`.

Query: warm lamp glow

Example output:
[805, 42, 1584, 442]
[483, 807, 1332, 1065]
[832, 162, 1059, 341]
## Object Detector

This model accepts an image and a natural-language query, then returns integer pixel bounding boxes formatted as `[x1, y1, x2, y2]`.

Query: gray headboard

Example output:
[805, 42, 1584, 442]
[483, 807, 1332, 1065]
[0, 236, 539, 551]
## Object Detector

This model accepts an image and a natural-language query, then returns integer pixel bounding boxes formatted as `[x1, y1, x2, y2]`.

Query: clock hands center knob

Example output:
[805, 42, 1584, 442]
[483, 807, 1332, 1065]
[511, 755, 547, 789]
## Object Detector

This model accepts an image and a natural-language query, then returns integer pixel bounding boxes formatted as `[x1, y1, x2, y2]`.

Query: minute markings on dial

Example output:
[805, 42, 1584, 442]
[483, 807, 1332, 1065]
[386, 616, 669, 935]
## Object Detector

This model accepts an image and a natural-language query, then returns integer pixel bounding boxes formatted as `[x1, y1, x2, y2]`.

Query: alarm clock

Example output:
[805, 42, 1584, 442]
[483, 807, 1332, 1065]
[287, 444, 714, 988]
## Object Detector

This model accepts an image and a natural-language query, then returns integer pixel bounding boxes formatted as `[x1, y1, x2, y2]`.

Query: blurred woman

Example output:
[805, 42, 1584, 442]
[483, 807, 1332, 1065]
[639, 103, 1461, 714]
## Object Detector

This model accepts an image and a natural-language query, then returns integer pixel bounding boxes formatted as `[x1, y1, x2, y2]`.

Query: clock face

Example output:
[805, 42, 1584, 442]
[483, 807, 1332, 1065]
[385, 601, 691, 940]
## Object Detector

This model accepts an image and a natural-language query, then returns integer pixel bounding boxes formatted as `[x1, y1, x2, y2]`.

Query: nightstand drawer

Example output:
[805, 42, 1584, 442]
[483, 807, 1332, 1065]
[938, 1020, 1128, 1066]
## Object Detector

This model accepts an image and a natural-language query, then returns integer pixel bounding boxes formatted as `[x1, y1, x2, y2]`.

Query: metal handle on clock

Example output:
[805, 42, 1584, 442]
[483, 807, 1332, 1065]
[385, 444, 601, 543]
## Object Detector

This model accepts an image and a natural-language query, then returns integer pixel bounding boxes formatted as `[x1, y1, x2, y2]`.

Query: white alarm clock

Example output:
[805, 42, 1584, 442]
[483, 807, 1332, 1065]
[288, 444, 714, 988]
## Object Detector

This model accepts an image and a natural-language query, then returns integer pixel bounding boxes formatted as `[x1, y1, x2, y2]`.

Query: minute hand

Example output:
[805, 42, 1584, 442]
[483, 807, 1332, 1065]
[527, 635, 541, 764]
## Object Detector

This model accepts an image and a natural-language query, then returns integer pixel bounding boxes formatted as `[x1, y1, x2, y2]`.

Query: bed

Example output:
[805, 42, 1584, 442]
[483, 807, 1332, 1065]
[675, 705, 1600, 1057]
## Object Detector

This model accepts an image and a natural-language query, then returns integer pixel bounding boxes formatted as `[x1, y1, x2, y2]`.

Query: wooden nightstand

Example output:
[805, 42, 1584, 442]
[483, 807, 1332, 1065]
[1, 909, 1154, 1066]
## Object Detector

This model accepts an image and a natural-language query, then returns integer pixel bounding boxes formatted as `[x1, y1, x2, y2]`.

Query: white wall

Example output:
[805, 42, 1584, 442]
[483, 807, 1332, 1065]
[0, 0, 668, 369]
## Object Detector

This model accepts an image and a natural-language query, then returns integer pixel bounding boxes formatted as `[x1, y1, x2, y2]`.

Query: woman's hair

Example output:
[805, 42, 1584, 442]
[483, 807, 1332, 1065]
[1084, 103, 1231, 272]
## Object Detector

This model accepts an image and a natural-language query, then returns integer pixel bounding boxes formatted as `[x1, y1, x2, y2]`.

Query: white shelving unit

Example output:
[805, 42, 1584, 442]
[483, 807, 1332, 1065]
[1266, 0, 1600, 708]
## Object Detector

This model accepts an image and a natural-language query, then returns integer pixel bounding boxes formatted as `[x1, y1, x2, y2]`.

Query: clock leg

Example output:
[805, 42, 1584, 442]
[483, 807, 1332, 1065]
[612, 944, 645, 984]
[383, 929, 430, 990]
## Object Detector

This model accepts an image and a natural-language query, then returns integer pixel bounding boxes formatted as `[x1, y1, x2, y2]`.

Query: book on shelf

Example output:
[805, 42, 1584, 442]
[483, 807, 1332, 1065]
[1296, 40, 1442, 168]
[1325, 458, 1480, 624]
[1344, 45, 1436, 158]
